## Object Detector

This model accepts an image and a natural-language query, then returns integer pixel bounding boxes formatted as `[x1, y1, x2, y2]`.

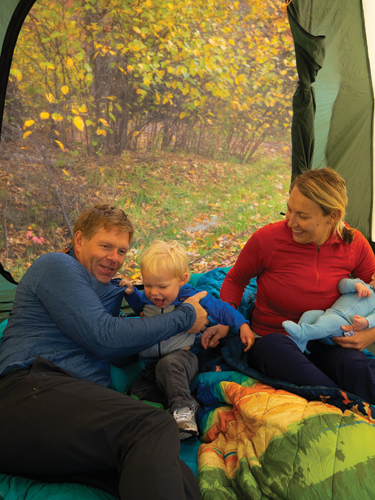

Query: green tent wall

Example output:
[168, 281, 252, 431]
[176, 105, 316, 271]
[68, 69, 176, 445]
[0, 0, 374, 239]
[288, 0, 375, 241]
[0, 0, 35, 135]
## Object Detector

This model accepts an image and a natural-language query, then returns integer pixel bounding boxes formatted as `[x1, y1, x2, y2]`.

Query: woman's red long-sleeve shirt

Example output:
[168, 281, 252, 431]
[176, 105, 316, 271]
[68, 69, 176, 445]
[220, 220, 375, 336]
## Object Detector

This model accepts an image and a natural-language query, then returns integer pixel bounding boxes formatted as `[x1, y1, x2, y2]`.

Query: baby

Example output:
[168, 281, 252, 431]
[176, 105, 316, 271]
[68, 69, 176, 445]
[283, 278, 375, 352]
[120, 240, 254, 440]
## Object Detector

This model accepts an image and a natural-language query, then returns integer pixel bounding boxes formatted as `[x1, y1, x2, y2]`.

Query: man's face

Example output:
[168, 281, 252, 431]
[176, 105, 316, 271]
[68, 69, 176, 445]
[74, 226, 130, 284]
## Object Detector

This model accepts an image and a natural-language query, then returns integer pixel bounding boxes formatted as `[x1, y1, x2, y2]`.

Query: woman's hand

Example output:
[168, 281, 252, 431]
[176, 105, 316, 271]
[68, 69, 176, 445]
[332, 325, 375, 351]
[200, 324, 229, 349]
[240, 323, 255, 352]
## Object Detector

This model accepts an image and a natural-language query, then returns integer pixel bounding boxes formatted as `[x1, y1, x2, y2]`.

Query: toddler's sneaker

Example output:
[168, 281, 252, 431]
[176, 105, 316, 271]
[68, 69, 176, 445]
[173, 406, 198, 440]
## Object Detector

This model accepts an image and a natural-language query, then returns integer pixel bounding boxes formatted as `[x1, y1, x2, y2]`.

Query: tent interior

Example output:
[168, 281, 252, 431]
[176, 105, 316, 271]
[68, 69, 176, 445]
[1, 1, 375, 499]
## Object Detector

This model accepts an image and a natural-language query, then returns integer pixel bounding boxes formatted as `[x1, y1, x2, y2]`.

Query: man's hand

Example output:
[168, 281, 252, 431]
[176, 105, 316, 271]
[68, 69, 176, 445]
[332, 325, 375, 351]
[200, 324, 229, 349]
[184, 291, 209, 334]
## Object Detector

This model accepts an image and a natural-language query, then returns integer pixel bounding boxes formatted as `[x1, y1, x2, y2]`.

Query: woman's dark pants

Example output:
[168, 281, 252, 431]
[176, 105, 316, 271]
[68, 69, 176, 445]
[246, 332, 375, 404]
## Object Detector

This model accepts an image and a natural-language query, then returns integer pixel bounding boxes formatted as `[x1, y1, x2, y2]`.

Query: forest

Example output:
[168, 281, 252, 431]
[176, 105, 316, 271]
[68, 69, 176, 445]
[1, 0, 295, 279]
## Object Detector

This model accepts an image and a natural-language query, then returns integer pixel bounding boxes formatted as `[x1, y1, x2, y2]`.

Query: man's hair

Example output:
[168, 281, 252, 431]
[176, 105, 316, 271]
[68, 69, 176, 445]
[72, 204, 134, 246]
[291, 167, 354, 244]
[141, 240, 190, 281]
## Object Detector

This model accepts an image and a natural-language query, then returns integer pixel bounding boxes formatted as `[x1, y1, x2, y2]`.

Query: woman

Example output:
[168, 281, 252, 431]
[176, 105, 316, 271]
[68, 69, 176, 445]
[204, 167, 375, 403]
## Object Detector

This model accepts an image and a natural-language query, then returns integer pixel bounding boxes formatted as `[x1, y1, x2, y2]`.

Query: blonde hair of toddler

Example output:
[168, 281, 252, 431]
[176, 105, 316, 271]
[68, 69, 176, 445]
[141, 240, 191, 281]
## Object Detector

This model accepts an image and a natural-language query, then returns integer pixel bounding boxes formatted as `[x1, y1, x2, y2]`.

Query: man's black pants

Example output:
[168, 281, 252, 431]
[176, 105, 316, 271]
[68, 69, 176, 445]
[0, 357, 200, 500]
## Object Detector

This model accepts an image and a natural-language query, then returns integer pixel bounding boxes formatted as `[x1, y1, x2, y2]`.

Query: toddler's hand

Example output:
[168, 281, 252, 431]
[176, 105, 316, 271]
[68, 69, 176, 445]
[355, 282, 371, 298]
[240, 323, 255, 352]
[119, 279, 134, 296]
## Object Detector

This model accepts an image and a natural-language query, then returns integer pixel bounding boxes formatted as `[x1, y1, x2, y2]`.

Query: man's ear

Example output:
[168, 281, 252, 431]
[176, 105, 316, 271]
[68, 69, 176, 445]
[74, 230, 84, 250]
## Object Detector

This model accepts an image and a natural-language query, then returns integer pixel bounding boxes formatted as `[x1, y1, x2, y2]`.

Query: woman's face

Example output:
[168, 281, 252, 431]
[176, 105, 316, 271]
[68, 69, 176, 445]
[286, 187, 337, 246]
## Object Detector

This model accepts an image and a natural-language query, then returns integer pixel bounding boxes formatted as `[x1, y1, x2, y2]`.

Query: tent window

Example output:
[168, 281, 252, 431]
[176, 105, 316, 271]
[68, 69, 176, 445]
[0, 0, 295, 280]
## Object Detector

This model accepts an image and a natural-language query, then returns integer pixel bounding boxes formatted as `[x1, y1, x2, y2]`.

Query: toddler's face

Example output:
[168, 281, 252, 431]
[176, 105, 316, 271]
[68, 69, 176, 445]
[142, 269, 187, 308]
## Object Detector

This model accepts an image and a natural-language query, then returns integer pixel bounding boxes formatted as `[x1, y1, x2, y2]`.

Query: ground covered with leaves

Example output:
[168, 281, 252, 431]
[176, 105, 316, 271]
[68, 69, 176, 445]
[0, 139, 291, 282]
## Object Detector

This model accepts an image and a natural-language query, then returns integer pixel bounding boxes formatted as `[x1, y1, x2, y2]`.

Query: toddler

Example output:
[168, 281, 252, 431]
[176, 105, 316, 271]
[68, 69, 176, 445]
[120, 240, 254, 439]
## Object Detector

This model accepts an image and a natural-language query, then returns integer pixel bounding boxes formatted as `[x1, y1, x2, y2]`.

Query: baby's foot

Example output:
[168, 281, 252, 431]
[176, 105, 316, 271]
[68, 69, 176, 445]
[282, 320, 302, 339]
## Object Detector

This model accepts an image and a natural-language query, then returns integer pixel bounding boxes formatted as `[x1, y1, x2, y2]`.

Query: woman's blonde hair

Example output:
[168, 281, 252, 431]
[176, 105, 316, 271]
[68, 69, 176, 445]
[291, 167, 354, 244]
[141, 240, 190, 281]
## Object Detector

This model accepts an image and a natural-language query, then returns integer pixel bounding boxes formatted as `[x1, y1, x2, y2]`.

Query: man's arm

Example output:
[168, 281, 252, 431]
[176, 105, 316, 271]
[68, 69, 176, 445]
[30, 254, 198, 360]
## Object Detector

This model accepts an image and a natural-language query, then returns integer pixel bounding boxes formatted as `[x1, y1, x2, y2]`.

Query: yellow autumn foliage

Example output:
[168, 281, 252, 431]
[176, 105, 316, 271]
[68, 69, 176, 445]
[10, 0, 295, 158]
[73, 116, 85, 131]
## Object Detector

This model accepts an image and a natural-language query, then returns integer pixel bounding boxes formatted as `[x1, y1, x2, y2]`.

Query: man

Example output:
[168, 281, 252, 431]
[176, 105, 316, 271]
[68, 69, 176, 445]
[0, 205, 207, 499]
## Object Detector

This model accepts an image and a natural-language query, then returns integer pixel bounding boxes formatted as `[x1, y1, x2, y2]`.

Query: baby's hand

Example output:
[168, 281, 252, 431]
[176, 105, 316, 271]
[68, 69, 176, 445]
[352, 315, 369, 331]
[240, 323, 255, 352]
[119, 279, 134, 296]
[355, 282, 371, 298]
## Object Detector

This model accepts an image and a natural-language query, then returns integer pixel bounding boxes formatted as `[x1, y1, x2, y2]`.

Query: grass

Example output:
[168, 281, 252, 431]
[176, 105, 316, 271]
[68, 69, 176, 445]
[0, 141, 291, 281]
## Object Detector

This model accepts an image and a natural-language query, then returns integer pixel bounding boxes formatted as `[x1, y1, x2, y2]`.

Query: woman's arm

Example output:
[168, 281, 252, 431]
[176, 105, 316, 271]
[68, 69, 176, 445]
[334, 231, 375, 350]
[204, 229, 264, 349]
[351, 230, 375, 283]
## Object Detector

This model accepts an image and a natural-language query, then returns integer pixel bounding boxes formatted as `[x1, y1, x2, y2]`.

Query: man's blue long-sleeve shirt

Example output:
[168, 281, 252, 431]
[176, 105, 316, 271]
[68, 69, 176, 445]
[0, 251, 196, 386]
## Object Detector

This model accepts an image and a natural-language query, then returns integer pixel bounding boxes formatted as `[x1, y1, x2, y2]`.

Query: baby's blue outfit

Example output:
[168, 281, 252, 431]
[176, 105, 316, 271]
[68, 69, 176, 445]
[283, 278, 375, 352]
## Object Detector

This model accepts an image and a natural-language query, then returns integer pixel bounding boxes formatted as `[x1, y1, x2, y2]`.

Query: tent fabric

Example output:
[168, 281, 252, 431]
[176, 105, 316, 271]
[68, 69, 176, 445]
[363, 0, 375, 241]
[0, 262, 17, 285]
[287, 0, 375, 240]
[0, 264, 17, 323]
[287, 5, 325, 180]
[0, 0, 36, 134]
